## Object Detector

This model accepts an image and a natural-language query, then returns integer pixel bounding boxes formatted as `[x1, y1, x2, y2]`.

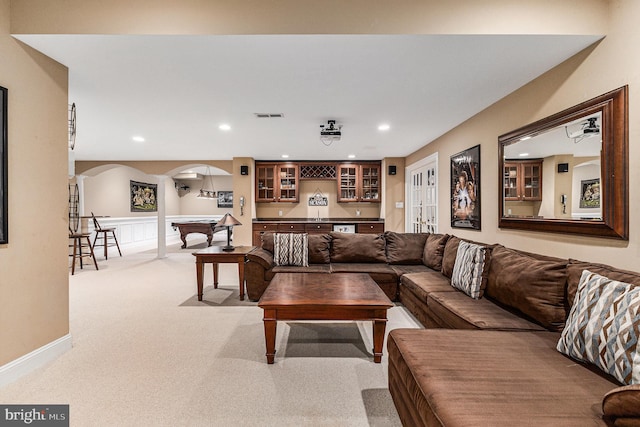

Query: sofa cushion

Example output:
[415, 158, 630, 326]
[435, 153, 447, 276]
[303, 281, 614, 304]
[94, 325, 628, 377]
[558, 270, 640, 385]
[329, 232, 386, 263]
[428, 291, 546, 331]
[273, 233, 308, 267]
[308, 233, 331, 264]
[272, 264, 331, 274]
[450, 241, 487, 299]
[246, 247, 274, 270]
[441, 236, 461, 278]
[390, 264, 431, 277]
[385, 232, 428, 265]
[422, 233, 449, 271]
[567, 259, 640, 310]
[388, 329, 618, 427]
[329, 263, 398, 284]
[400, 271, 455, 303]
[486, 245, 567, 331]
[261, 232, 274, 253]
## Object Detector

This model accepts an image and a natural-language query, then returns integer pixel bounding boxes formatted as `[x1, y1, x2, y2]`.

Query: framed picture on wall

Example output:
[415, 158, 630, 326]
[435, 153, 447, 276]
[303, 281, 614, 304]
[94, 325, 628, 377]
[451, 144, 481, 230]
[579, 178, 601, 208]
[0, 86, 8, 244]
[130, 180, 157, 212]
[217, 191, 233, 208]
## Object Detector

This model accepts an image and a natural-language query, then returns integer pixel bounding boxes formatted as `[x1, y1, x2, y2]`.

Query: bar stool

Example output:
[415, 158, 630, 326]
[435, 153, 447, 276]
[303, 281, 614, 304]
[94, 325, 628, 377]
[91, 212, 122, 259]
[69, 227, 99, 275]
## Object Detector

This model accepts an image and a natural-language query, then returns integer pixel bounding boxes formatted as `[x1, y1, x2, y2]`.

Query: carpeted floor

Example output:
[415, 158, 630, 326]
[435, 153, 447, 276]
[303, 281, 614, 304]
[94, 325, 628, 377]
[0, 237, 423, 426]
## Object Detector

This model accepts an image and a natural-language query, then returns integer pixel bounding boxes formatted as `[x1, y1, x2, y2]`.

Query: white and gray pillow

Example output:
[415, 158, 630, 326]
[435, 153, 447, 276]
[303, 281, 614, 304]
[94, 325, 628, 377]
[557, 270, 640, 385]
[273, 233, 309, 267]
[450, 241, 486, 299]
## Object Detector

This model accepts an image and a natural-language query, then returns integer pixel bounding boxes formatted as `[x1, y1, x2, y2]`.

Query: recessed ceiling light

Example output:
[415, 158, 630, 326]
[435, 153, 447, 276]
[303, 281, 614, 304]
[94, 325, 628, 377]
[219, 124, 231, 131]
[519, 152, 530, 157]
[132, 136, 145, 142]
[281, 154, 289, 159]
[347, 154, 356, 159]
[378, 124, 390, 131]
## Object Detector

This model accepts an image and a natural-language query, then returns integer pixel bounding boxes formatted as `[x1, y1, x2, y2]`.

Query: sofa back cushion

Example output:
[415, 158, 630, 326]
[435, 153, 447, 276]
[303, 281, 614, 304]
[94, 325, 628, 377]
[385, 232, 428, 264]
[441, 236, 461, 278]
[486, 245, 568, 331]
[423, 233, 449, 271]
[261, 232, 275, 253]
[566, 259, 640, 309]
[308, 233, 331, 264]
[441, 236, 489, 277]
[262, 232, 331, 265]
[330, 232, 386, 263]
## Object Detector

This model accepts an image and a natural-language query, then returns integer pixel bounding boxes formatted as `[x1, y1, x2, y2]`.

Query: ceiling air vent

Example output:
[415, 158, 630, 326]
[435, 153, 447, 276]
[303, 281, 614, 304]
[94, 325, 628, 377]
[254, 113, 284, 118]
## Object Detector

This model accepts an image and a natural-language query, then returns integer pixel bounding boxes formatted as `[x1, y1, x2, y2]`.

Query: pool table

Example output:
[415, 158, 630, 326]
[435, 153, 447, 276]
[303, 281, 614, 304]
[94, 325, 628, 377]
[171, 220, 228, 249]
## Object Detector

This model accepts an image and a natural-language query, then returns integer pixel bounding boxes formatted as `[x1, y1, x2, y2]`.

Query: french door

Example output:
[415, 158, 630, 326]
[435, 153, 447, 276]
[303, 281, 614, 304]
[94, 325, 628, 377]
[406, 153, 438, 233]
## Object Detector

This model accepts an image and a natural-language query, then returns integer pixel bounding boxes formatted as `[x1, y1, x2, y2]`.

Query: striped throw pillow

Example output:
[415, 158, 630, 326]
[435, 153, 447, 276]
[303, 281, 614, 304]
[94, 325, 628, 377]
[450, 241, 486, 299]
[557, 270, 640, 385]
[273, 233, 309, 267]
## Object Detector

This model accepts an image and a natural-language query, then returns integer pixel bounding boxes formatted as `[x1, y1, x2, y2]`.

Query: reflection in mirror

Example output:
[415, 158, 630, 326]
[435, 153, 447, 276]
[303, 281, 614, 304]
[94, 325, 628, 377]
[498, 86, 628, 240]
[503, 111, 602, 220]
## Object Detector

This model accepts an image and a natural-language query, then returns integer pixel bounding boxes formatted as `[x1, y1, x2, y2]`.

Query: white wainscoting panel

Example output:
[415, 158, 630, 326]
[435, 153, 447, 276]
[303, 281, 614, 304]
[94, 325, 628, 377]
[84, 215, 223, 253]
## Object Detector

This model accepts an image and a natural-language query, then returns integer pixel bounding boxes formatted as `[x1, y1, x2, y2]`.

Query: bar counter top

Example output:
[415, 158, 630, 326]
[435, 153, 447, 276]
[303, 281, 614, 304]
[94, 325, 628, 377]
[253, 218, 384, 224]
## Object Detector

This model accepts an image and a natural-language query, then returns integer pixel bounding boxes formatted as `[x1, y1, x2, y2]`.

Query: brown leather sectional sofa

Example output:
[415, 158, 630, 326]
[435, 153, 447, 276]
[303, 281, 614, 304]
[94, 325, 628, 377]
[245, 231, 640, 426]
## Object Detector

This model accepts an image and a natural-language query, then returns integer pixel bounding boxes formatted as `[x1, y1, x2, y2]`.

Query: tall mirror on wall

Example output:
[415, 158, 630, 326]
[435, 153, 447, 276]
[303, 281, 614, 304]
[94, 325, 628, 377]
[498, 86, 628, 240]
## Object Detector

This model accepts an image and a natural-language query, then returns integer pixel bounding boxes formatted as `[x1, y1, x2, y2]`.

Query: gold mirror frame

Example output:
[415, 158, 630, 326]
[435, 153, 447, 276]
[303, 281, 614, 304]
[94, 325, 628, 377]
[498, 86, 628, 240]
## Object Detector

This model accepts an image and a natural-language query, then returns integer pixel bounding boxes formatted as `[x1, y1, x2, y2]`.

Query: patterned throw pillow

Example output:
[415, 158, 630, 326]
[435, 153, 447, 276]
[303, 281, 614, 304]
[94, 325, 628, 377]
[450, 241, 486, 299]
[557, 270, 640, 385]
[273, 233, 309, 267]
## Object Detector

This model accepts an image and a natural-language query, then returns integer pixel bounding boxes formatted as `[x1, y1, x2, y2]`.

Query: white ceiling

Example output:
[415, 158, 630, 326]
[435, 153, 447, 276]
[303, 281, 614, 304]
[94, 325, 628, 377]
[15, 34, 601, 162]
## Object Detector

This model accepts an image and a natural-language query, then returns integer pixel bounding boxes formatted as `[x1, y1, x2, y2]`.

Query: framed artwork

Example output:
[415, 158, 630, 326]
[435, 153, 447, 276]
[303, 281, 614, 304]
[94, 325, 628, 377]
[130, 180, 157, 212]
[217, 191, 233, 208]
[451, 144, 481, 230]
[0, 86, 7, 244]
[580, 178, 601, 208]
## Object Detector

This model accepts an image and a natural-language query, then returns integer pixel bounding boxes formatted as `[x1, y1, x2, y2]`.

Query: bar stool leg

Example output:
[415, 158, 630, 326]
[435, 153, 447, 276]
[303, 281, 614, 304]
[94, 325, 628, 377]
[71, 237, 78, 275]
[86, 236, 99, 270]
[111, 230, 122, 257]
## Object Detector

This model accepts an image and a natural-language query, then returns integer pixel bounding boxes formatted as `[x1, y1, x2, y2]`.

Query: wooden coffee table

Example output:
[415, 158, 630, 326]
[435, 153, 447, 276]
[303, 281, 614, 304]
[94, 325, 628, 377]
[257, 272, 394, 364]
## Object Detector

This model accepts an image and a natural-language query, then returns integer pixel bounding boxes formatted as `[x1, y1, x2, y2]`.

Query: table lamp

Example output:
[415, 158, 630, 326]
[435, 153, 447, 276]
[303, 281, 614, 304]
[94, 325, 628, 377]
[216, 213, 242, 251]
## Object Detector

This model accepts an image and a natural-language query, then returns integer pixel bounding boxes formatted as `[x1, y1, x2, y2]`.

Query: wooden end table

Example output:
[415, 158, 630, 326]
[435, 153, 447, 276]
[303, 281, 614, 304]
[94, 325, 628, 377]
[192, 246, 256, 301]
[258, 272, 393, 364]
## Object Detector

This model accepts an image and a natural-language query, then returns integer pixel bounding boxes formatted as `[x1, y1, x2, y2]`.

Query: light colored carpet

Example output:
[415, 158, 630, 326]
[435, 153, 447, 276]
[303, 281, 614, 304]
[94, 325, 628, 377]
[1, 239, 423, 426]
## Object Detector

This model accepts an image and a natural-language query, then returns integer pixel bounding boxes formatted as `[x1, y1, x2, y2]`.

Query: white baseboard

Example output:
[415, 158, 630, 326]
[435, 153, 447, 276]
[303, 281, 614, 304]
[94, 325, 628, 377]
[0, 334, 72, 388]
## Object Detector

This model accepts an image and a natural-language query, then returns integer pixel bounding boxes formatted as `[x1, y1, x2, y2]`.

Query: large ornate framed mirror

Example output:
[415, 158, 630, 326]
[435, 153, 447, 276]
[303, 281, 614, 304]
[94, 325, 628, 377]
[498, 86, 628, 240]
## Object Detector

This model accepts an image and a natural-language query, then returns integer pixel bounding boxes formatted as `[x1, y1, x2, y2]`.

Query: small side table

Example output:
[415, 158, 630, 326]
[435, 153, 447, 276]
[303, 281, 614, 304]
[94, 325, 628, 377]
[192, 246, 256, 301]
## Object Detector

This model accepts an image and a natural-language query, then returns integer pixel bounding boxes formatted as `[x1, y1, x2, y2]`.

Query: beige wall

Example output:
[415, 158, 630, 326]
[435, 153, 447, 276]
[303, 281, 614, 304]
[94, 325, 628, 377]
[406, 0, 638, 270]
[0, 0, 69, 365]
[82, 166, 235, 218]
[232, 157, 253, 247]
[176, 175, 233, 216]
[383, 157, 406, 232]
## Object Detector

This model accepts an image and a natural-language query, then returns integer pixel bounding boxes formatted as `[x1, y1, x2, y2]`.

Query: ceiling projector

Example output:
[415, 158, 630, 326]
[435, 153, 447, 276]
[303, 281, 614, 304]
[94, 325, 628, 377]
[320, 120, 342, 145]
[567, 117, 600, 139]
